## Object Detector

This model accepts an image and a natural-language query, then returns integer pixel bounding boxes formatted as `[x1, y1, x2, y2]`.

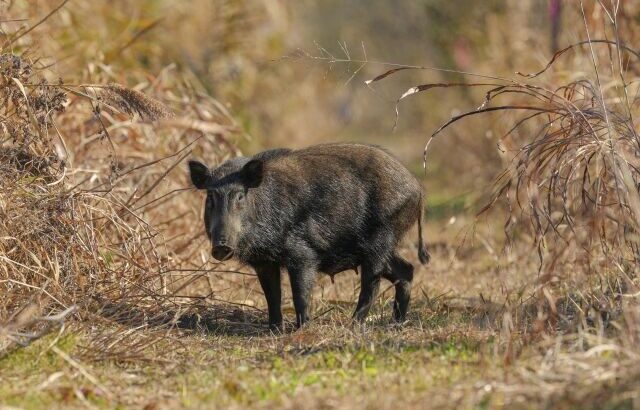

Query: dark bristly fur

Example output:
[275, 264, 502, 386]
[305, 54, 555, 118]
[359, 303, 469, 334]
[189, 143, 429, 329]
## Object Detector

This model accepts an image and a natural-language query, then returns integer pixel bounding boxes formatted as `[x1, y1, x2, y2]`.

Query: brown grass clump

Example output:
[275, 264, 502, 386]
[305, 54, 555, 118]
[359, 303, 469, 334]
[0, 12, 243, 363]
[0, 53, 79, 311]
[365, 21, 640, 267]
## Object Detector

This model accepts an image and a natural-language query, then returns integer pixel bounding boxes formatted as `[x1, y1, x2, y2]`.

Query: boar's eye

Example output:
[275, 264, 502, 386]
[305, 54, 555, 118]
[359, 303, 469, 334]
[236, 191, 245, 203]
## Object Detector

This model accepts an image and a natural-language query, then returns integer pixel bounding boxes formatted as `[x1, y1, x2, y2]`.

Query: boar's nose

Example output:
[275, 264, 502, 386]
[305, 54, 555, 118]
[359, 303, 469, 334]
[212, 245, 234, 261]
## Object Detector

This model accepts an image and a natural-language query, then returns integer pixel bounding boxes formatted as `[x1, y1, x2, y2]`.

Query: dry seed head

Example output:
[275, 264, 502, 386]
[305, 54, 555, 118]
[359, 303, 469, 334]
[101, 83, 174, 121]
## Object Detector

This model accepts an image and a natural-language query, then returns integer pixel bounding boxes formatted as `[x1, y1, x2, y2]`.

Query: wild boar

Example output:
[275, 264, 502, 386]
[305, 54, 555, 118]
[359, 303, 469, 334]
[188, 143, 429, 329]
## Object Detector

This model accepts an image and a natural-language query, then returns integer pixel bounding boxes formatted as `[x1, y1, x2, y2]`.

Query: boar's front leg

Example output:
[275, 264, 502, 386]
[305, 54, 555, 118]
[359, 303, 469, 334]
[255, 263, 282, 331]
[287, 263, 317, 328]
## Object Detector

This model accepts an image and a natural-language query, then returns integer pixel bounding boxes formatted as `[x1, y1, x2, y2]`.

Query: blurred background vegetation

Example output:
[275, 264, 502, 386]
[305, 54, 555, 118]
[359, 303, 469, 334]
[11, 0, 586, 217]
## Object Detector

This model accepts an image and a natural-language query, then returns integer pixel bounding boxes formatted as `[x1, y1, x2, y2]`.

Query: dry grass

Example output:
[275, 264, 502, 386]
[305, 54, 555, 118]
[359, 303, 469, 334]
[0, 0, 247, 366]
[1, 1, 640, 409]
[1, 234, 637, 409]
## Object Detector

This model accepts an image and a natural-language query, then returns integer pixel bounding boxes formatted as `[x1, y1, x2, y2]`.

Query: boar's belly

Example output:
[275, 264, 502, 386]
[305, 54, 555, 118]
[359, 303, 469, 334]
[318, 252, 360, 276]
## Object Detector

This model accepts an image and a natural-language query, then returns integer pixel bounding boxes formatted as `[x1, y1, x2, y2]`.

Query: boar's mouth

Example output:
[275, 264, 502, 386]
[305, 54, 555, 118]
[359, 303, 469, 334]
[211, 245, 234, 261]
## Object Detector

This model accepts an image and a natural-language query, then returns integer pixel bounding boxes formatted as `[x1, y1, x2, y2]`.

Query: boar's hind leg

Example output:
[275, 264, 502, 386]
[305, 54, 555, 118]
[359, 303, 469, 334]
[256, 264, 282, 331]
[287, 264, 316, 328]
[382, 254, 414, 323]
[352, 260, 383, 322]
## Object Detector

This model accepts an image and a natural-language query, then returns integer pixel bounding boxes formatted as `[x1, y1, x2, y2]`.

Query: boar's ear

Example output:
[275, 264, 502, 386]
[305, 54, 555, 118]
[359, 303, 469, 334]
[188, 160, 210, 189]
[240, 159, 263, 188]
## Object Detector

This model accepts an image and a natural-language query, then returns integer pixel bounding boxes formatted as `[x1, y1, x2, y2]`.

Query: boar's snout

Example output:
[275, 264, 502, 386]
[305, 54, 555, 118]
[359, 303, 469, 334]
[212, 244, 234, 261]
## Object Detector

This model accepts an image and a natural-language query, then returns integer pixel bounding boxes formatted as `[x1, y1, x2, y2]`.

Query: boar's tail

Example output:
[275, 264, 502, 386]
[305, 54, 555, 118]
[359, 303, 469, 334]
[417, 193, 430, 264]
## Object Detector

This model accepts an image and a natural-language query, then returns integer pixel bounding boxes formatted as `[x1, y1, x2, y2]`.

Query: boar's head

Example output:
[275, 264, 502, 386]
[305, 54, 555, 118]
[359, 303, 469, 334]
[188, 157, 263, 261]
